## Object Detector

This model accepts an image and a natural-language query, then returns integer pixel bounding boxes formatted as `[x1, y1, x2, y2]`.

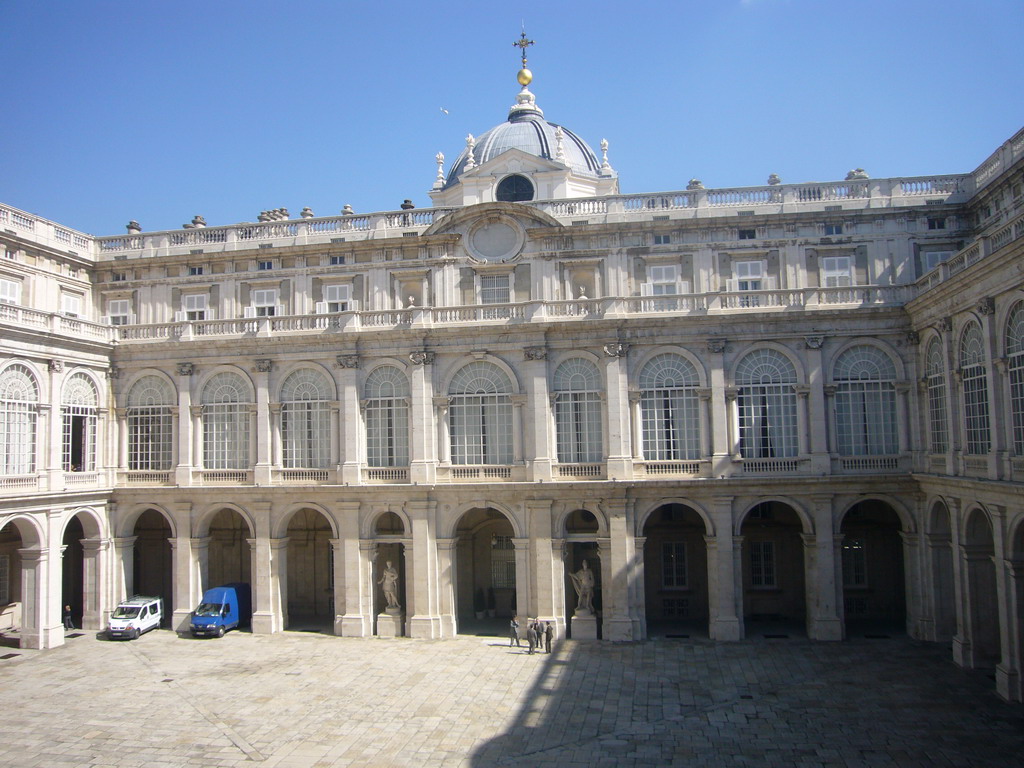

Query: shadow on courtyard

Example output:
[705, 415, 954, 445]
[467, 636, 1024, 767]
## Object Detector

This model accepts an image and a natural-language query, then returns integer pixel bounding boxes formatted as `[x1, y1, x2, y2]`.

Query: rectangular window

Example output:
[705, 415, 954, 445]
[3, 248, 15, 260]
[749, 541, 776, 588]
[107, 299, 132, 325]
[251, 289, 278, 317]
[842, 538, 867, 587]
[128, 408, 173, 470]
[647, 264, 679, 295]
[0, 277, 21, 305]
[257, 260, 274, 271]
[927, 217, 946, 230]
[653, 234, 671, 245]
[824, 223, 843, 236]
[822, 256, 853, 287]
[112, 271, 127, 282]
[662, 542, 687, 588]
[189, 266, 204, 276]
[61, 292, 82, 317]
[183, 293, 208, 321]
[329, 255, 345, 265]
[323, 284, 350, 312]
[479, 273, 511, 319]
[922, 251, 951, 274]
[738, 229, 756, 240]
[491, 535, 516, 588]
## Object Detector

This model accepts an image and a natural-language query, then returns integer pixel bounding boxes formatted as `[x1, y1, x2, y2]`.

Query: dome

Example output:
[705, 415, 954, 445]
[443, 88, 604, 189]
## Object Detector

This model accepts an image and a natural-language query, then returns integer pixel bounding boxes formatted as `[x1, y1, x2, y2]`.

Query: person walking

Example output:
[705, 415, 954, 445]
[544, 621, 553, 653]
[526, 622, 538, 654]
[509, 616, 520, 647]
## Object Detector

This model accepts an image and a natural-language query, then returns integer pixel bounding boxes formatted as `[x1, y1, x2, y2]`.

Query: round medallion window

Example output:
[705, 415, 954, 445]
[469, 220, 521, 261]
[496, 174, 534, 202]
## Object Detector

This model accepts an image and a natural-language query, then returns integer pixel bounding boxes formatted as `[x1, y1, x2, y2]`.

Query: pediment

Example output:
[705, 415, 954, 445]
[458, 148, 568, 181]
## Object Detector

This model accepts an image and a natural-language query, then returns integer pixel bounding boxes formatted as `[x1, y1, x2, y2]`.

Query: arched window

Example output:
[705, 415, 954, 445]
[735, 349, 798, 458]
[127, 375, 174, 471]
[62, 373, 98, 471]
[280, 369, 332, 469]
[925, 339, 948, 454]
[1007, 303, 1024, 455]
[833, 345, 898, 455]
[638, 354, 700, 461]
[959, 322, 990, 455]
[0, 364, 38, 474]
[449, 362, 513, 465]
[363, 366, 409, 468]
[553, 359, 603, 463]
[496, 174, 534, 203]
[201, 372, 251, 469]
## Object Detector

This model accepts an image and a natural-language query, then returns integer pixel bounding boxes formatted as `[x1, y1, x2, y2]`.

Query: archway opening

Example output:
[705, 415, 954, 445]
[642, 504, 710, 639]
[963, 509, 1000, 667]
[840, 500, 906, 637]
[373, 512, 407, 636]
[740, 501, 806, 638]
[0, 522, 25, 645]
[927, 501, 955, 642]
[61, 516, 85, 630]
[206, 509, 252, 589]
[285, 508, 333, 632]
[565, 510, 602, 639]
[132, 510, 172, 627]
[455, 508, 515, 636]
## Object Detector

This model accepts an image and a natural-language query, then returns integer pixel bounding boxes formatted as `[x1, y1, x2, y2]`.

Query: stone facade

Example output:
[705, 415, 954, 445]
[1, 80, 1023, 702]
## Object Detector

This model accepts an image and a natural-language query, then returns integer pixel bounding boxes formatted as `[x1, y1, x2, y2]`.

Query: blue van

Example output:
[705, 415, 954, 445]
[189, 583, 251, 638]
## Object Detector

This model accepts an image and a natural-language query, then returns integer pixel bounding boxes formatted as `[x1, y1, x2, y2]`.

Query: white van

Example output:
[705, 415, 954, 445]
[108, 596, 163, 640]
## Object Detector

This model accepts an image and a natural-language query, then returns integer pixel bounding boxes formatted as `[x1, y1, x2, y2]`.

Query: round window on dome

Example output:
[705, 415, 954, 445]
[496, 174, 534, 202]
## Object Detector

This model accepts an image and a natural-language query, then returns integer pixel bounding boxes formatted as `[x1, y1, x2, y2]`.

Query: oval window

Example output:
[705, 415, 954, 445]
[496, 174, 534, 202]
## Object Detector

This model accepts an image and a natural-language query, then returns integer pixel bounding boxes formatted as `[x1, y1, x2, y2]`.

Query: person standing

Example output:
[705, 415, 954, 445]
[63, 605, 74, 631]
[544, 621, 553, 653]
[526, 622, 538, 654]
[509, 616, 520, 647]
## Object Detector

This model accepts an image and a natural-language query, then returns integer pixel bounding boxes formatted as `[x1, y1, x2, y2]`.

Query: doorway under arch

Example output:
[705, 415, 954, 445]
[642, 503, 710, 638]
[963, 508, 1000, 668]
[132, 509, 172, 626]
[454, 508, 515, 635]
[0, 522, 26, 642]
[840, 500, 906, 637]
[285, 508, 333, 631]
[206, 509, 252, 588]
[740, 501, 807, 638]
[373, 511, 406, 635]
[927, 501, 956, 642]
[61, 516, 85, 630]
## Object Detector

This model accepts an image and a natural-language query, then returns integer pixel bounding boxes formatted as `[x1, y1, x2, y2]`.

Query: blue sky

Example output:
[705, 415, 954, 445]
[2, 0, 1021, 236]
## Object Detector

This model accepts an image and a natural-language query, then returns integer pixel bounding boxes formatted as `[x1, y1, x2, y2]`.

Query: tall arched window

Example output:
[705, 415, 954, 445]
[0, 364, 38, 474]
[925, 339, 948, 454]
[449, 361, 513, 465]
[62, 373, 98, 471]
[638, 354, 700, 460]
[201, 372, 251, 469]
[735, 349, 798, 458]
[553, 358, 603, 463]
[833, 345, 898, 455]
[1007, 302, 1024, 455]
[280, 369, 332, 468]
[363, 366, 409, 467]
[127, 375, 174, 470]
[960, 321, 990, 455]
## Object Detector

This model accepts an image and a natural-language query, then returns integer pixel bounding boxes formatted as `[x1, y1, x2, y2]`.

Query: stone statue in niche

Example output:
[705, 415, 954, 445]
[569, 559, 595, 615]
[378, 560, 401, 612]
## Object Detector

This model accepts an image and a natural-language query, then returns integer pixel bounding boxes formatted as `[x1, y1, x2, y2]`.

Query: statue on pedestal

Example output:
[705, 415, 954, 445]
[569, 559, 595, 614]
[378, 560, 400, 612]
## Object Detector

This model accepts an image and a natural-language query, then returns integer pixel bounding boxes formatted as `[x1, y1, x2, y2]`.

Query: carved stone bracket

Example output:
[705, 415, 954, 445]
[706, 338, 726, 354]
[793, 385, 810, 399]
[523, 346, 547, 361]
[603, 342, 628, 358]
[432, 395, 451, 409]
[176, 362, 194, 377]
[409, 351, 435, 366]
[511, 394, 528, 407]
[978, 297, 995, 316]
[255, 359, 273, 373]
[48, 359, 64, 374]
[189, 405, 203, 417]
[336, 354, 360, 369]
[906, 331, 920, 346]
[107, 366, 121, 379]
[724, 387, 739, 402]
[804, 335, 824, 350]
[823, 385, 837, 397]
[628, 389, 641, 404]
[695, 387, 712, 401]
[939, 317, 953, 333]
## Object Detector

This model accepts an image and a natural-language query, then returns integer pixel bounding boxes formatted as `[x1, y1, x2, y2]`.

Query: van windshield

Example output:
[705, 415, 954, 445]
[194, 603, 223, 617]
[112, 606, 141, 619]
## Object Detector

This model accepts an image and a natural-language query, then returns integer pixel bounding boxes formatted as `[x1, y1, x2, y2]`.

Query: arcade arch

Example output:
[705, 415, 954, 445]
[740, 501, 807, 636]
[454, 507, 516, 626]
[962, 507, 1000, 668]
[284, 507, 334, 629]
[839, 500, 906, 635]
[642, 503, 711, 637]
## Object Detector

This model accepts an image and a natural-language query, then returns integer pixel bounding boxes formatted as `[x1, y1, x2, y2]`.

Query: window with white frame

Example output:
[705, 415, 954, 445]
[833, 346, 898, 456]
[126, 375, 174, 471]
[61, 291, 83, 317]
[662, 542, 687, 588]
[842, 538, 867, 587]
[479, 273, 511, 319]
[0, 277, 21, 305]
[960, 322, 991, 455]
[201, 372, 251, 469]
[1006, 303, 1024, 455]
[448, 361, 513, 465]
[248, 288, 279, 317]
[278, 368, 332, 469]
[728, 260, 770, 307]
[735, 349, 798, 458]
[749, 541, 776, 587]
[925, 339, 949, 453]
[316, 283, 350, 313]
[490, 535, 516, 588]
[646, 264, 683, 295]
[181, 293, 208, 322]
[0, 364, 38, 475]
[639, 354, 701, 461]
[822, 256, 853, 287]
[364, 366, 409, 468]
[553, 358, 603, 464]
[922, 250, 952, 274]
[106, 299, 133, 325]
[61, 373, 98, 472]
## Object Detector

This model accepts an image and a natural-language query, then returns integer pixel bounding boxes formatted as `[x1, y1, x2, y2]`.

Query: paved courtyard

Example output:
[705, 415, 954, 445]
[0, 628, 1021, 767]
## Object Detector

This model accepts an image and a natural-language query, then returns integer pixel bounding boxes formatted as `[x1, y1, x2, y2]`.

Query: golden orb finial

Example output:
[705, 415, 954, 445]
[517, 68, 533, 86]
[513, 29, 535, 88]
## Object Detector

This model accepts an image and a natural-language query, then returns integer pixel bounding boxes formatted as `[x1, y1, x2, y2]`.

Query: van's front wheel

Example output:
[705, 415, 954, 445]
[217, 625, 225, 638]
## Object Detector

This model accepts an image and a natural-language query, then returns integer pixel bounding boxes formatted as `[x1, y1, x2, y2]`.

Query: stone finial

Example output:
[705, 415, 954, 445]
[600, 138, 612, 173]
[401, 199, 415, 210]
[258, 211, 270, 222]
[687, 178, 705, 190]
[191, 215, 207, 228]
[342, 204, 354, 215]
[433, 151, 445, 189]
[767, 174, 781, 186]
[465, 134, 477, 170]
[300, 207, 315, 218]
[126, 220, 141, 234]
[406, 295, 416, 307]
[845, 168, 869, 180]
[279, 208, 290, 220]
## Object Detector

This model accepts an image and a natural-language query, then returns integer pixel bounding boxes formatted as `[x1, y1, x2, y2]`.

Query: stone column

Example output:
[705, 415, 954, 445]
[526, 500, 556, 627]
[336, 355, 361, 484]
[522, 347, 552, 481]
[16, 547, 50, 649]
[253, 361, 272, 483]
[804, 336, 829, 472]
[808, 495, 842, 640]
[978, 298, 1004, 477]
[46, 360, 64, 491]
[900, 530, 924, 639]
[707, 497, 741, 640]
[408, 351, 437, 484]
[407, 500, 441, 639]
[115, 408, 129, 473]
[603, 343, 633, 479]
[249, 535, 283, 635]
[172, 534, 201, 632]
[330, 538, 345, 636]
[998, 557, 1024, 702]
[513, 537, 531, 620]
[434, 396, 451, 466]
[271, 538, 288, 630]
[174, 362, 194, 485]
[112, 536, 136, 604]
[631, 535, 647, 641]
[511, 395, 526, 465]
[604, 504, 635, 641]
[707, 339, 731, 478]
[269, 403, 283, 468]
[337, 501, 371, 637]
[80, 537, 107, 631]
[947, 498, 973, 667]
[435, 538, 458, 637]
[45, 510, 66, 644]
[990, 505, 1017, 700]
[550, 540, 568, 638]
